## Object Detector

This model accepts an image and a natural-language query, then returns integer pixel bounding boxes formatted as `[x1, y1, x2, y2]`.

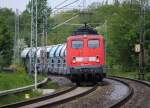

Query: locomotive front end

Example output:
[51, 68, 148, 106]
[66, 35, 106, 83]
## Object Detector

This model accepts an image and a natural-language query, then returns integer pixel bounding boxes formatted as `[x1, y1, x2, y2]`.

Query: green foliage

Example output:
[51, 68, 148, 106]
[47, 10, 80, 44]
[85, 2, 150, 71]
[40, 81, 59, 89]
[26, 0, 51, 46]
[0, 80, 60, 106]
[0, 90, 42, 106]
[0, 1, 150, 73]
[0, 72, 46, 91]
[20, 10, 31, 46]
[0, 8, 14, 67]
[108, 70, 150, 81]
[10, 64, 26, 74]
[48, 1, 150, 72]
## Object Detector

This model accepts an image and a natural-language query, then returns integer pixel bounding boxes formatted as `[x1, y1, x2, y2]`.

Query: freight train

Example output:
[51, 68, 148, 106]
[21, 25, 106, 84]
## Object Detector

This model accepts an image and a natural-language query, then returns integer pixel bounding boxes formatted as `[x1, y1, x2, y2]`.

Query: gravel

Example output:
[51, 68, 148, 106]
[48, 76, 150, 108]
[20, 87, 93, 108]
[119, 79, 150, 108]
[48, 76, 73, 86]
[51, 79, 129, 108]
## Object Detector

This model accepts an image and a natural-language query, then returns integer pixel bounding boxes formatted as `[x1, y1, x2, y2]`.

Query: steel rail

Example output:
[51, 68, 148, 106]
[0, 86, 77, 108]
[107, 77, 134, 108]
[108, 76, 150, 108]
[2, 76, 148, 108]
[35, 85, 98, 108]
[1, 85, 98, 108]
[110, 76, 150, 87]
[33, 77, 135, 108]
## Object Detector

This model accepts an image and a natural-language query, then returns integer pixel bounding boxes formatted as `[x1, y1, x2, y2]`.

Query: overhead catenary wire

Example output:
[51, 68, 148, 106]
[52, 7, 81, 10]
[51, 0, 92, 31]
[52, 14, 79, 30]
[64, 23, 84, 26]
[51, 0, 81, 32]
[53, 0, 71, 9]
[6, 0, 90, 31]
[64, 22, 104, 26]
[52, 0, 80, 13]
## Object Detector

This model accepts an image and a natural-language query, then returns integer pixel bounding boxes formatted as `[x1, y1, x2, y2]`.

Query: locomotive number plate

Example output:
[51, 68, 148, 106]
[76, 57, 96, 62]
[76, 57, 83, 62]
[89, 57, 96, 61]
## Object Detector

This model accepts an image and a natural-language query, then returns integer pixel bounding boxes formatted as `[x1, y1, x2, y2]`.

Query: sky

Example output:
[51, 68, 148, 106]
[0, 0, 113, 13]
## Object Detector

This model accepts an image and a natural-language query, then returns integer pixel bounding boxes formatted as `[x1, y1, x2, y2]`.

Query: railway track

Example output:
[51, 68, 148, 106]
[20, 86, 97, 108]
[51, 77, 133, 108]
[0, 84, 97, 108]
[48, 77, 149, 108]
[107, 77, 133, 108]
[1, 76, 149, 108]
[108, 76, 150, 108]
[0, 85, 76, 108]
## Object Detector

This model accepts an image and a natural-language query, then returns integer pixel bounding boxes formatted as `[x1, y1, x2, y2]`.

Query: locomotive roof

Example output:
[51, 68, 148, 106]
[72, 25, 98, 36]
[68, 35, 104, 40]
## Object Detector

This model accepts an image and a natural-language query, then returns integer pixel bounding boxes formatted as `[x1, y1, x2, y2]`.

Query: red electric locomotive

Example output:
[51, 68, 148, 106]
[66, 24, 106, 84]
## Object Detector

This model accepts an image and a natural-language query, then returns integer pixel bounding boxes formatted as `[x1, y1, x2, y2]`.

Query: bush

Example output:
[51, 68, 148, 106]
[10, 64, 26, 74]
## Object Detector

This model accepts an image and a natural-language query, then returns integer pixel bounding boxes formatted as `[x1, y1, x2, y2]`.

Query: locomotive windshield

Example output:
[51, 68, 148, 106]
[88, 40, 99, 48]
[72, 25, 98, 36]
[72, 40, 83, 48]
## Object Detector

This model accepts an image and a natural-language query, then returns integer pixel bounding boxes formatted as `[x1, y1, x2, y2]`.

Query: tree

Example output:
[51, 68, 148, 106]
[26, 0, 51, 46]
[19, 10, 31, 46]
[0, 8, 15, 67]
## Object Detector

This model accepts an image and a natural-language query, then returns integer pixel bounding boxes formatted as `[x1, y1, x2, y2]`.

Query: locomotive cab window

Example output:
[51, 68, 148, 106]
[72, 40, 83, 48]
[88, 40, 99, 48]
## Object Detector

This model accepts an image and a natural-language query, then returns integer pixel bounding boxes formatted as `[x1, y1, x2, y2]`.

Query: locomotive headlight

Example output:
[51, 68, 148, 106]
[72, 57, 76, 63]
[96, 56, 100, 62]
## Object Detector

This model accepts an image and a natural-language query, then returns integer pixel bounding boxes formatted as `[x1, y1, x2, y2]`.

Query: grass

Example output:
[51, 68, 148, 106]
[107, 71, 150, 81]
[0, 72, 34, 91]
[0, 72, 45, 91]
[0, 72, 60, 106]
[0, 90, 42, 106]
[0, 81, 60, 106]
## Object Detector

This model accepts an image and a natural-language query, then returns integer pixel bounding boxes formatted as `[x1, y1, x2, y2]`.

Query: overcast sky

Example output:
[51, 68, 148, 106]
[0, 0, 113, 12]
